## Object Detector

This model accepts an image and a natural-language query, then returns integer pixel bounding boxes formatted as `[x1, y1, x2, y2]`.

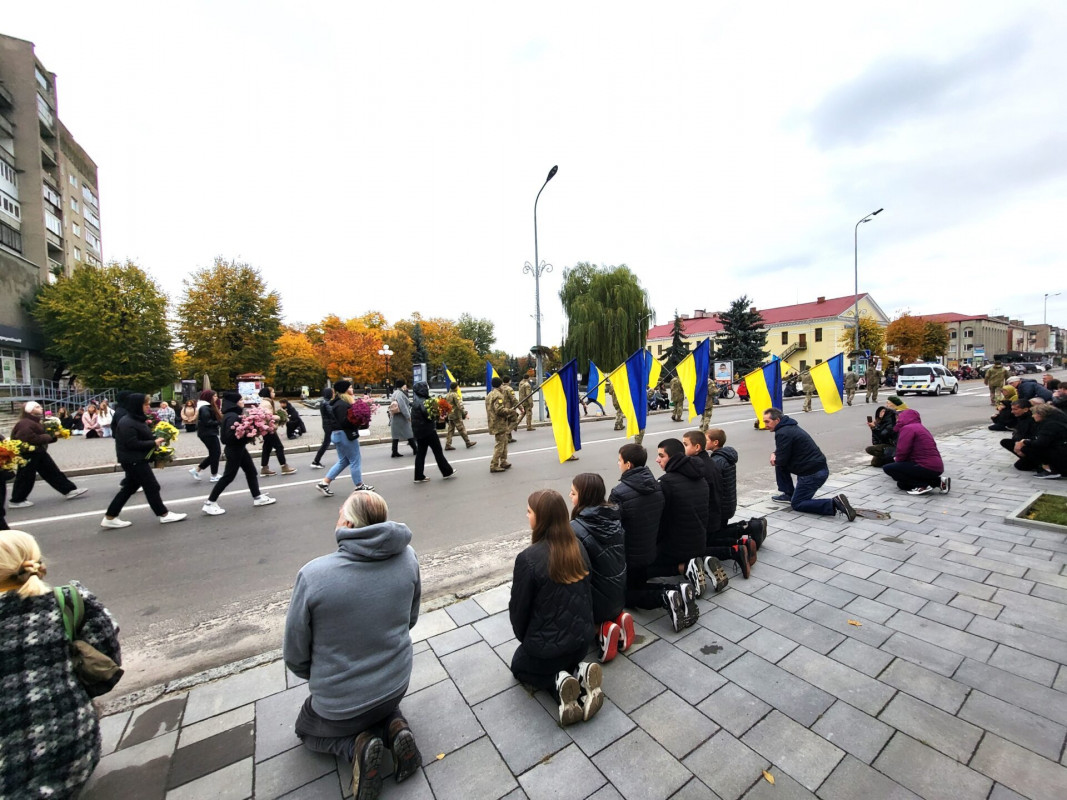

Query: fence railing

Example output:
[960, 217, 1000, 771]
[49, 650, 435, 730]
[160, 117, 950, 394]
[0, 379, 115, 414]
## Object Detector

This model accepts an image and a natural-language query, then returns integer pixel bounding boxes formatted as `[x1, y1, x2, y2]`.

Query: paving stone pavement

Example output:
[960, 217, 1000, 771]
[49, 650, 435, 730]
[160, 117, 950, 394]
[82, 426, 1067, 799]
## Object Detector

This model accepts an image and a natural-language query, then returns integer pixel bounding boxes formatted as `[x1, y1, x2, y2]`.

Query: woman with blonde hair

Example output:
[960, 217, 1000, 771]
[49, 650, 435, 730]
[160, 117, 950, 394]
[0, 530, 121, 796]
[284, 490, 422, 799]
[509, 489, 602, 726]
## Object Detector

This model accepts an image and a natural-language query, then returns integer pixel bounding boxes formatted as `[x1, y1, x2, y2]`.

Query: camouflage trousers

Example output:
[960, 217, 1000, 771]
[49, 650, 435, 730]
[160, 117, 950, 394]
[491, 433, 510, 470]
[988, 385, 1002, 404]
[845, 388, 856, 406]
[520, 405, 533, 431]
[804, 391, 814, 412]
[866, 384, 879, 403]
[634, 429, 645, 446]
[613, 407, 625, 431]
[446, 419, 471, 447]
[671, 402, 683, 422]
[699, 404, 713, 432]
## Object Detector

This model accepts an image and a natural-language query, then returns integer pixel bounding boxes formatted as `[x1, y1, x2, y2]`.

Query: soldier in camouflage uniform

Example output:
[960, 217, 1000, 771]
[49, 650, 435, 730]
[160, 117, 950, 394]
[444, 382, 477, 450]
[516, 374, 535, 431]
[844, 369, 859, 406]
[670, 375, 684, 422]
[606, 381, 625, 430]
[699, 378, 715, 432]
[801, 369, 816, 412]
[866, 365, 882, 403]
[501, 375, 519, 442]
[486, 376, 518, 473]
[984, 362, 1008, 406]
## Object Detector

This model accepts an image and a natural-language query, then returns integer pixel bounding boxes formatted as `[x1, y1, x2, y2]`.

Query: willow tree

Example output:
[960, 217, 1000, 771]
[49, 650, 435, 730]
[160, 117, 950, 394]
[560, 263, 653, 373]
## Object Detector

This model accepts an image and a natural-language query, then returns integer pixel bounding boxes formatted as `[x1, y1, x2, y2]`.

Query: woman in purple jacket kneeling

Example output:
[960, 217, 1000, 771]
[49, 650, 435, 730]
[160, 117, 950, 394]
[882, 409, 949, 496]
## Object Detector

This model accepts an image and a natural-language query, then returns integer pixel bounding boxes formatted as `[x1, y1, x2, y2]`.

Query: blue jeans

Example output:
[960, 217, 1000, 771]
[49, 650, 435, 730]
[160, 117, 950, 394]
[775, 466, 834, 516]
[326, 431, 362, 485]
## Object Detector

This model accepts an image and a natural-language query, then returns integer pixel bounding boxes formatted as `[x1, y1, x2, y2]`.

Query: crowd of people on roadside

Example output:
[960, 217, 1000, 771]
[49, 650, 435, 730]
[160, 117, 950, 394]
[985, 367, 1067, 479]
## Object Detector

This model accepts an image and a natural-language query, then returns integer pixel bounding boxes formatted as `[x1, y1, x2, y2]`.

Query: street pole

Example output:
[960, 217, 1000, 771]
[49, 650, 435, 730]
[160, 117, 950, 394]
[378, 345, 392, 390]
[638, 312, 652, 350]
[853, 208, 883, 354]
[1045, 292, 1060, 326]
[524, 165, 558, 421]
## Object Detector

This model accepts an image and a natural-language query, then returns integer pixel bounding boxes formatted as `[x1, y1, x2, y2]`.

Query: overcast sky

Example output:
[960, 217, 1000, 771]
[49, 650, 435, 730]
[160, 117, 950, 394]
[7, 2, 1066, 353]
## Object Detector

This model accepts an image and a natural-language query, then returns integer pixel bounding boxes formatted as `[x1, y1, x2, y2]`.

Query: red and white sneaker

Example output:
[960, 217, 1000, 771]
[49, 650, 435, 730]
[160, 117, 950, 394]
[598, 621, 621, 663]
[615, 611, 635, 652]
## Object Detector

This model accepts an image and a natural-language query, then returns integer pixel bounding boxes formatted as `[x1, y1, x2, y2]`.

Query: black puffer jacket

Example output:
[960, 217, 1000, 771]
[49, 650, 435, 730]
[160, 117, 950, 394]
[871, 408, 898, 446]
[196, 404, 221, 437]
[609, 466, 664, 568]
[509, 539, 594, 659]
[330, 396, 360, 440]
[219, 396, 248, 446]
[709, 446, 738, 524]
[410, 382, 436, 439]
[571, 506, 626, 623]
[320, 389, 337, 435]
[658, 455, 709, 561]
[772, 416, 828, 476]
[113, 393, 157, 464]
[693, 451, 723, 536]
[1006, 411, 1037, 442]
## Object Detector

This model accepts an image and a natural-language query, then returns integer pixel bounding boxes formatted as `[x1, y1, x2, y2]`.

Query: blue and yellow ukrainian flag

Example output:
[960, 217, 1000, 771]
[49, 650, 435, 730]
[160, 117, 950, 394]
[443, 364, 461, 396]
[543, 359, 582, 462]
[587, 361, 602, 403]
[485, 361, 500, 393]
[675, 338, 711, 421]
[744, 359, 784, 429]
[608, 350, 648, 438]
[811, 353, 845, 414]
[646, 350, 663, 390]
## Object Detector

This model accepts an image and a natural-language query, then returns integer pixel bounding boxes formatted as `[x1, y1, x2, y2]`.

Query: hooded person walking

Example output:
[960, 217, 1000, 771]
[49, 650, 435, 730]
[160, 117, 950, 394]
[7, 402, 87, 508]
[101, 393, 187, 528]
[410, 382, 455, 483]
[202, 392, 277, 515]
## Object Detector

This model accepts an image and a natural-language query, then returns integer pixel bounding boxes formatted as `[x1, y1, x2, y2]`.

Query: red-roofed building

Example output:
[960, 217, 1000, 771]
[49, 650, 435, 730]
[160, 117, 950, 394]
[647, 294, 889, 374]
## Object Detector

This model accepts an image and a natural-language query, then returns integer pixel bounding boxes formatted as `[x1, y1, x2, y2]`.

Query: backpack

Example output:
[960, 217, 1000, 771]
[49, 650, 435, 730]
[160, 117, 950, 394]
[54, 585, 124, 697]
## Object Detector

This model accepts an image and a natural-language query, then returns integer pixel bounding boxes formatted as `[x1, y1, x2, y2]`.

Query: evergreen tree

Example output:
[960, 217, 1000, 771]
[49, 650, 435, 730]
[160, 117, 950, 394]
[714, 296, 769, 376]
[410, 321, 429, 365]
[661, 313, 689, 374]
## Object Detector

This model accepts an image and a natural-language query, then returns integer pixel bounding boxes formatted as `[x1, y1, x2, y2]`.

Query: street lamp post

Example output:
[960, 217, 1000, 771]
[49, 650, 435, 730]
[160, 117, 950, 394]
[1044, 292, 1061, 326]
[853, 208, 884, 353]
[378, 345, 393, 390]
[637, 312, 653, 350]
[524, 165, 558, 421]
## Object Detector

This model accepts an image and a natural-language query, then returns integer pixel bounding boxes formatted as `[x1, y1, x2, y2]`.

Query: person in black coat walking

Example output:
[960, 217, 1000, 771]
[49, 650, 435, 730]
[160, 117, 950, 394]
[202, 392, 277, 515]
[410, 382, 455, 483]
[310, 387, 336, 470]
[569, 473, 630, 663]
[101, 393, 187, 529]
[189, 390, 222, 482]
[509, 489, 602, 727]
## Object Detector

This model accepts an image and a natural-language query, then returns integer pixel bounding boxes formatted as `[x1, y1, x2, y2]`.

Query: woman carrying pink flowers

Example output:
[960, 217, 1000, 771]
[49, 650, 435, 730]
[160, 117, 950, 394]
[202, 392, 276, 516]
[315, 380, 374, 498]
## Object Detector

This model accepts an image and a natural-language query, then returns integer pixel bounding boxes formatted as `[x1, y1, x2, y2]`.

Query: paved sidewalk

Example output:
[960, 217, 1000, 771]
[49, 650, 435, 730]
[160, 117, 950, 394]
[81, 426, 1067, 799]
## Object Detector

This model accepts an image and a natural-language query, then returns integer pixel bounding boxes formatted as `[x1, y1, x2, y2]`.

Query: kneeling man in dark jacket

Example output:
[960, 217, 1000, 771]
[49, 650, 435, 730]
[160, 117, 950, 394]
[764, 408, 855, 521]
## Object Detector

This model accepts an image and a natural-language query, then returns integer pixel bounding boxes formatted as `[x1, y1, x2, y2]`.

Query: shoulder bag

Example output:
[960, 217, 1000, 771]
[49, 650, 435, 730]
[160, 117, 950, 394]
[54, 585, 124, 697]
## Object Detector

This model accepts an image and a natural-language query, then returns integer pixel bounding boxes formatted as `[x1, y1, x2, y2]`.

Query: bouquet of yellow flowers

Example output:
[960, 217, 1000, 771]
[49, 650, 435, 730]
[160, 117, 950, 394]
[0, 439, 31, 474]
[147, 420, 180, 466]
[42, 416, 72, 439]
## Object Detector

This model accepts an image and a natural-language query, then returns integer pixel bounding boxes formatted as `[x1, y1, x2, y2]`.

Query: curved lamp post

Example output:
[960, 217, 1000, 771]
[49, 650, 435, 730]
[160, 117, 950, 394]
[378, 344, 393, 389]
[524, 165, 558, 421]
[1045, 292, 1061, 326]
[854, 208, 883, 353]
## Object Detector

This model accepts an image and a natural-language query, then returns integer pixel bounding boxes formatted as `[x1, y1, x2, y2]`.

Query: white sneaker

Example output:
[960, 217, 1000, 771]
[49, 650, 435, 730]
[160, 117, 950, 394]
[202, 501, 226, 516]
[309, 462, 325, 470]
[189, 467, 201, 481]
[63, 488, 88, 500]
[8, 500, 33, 508]
[100, 517, 132, 529]
[210, 475, 221, 483]
[253, 495, 277, 507]
[159, 512, 188, 524]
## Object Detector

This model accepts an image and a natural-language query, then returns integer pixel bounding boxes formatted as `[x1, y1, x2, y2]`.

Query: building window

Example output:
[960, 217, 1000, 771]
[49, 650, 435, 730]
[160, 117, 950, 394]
[72, 222, 80, 237]
[0, 193, 19, 220]
[963, 329, 974, 338]
[70, 197, 79, 212]
[0, 221, 21, 252]
[781, 332, 788, 345]
[815, 359, 823, 365]
[69, 174, 77, 188]
[85, 230, 101, 252]
[657, 345, 664, 355]
[950, 330, 957, 339]
[45, 210, 62, 236]
[35, 67, 50, 93]
[815, 328, 823, 342]
[965, 344, 973, 351]
[799, 360, 808, 371]
[74, 247, 81, 261]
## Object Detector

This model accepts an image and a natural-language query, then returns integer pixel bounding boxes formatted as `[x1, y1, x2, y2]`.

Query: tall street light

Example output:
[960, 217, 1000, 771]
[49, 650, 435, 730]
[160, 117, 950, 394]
[524, 165, 558, 421]
[854, 208, 883, 353]
[1044, 292, 1061, 325]
[378, 344, 393, 389]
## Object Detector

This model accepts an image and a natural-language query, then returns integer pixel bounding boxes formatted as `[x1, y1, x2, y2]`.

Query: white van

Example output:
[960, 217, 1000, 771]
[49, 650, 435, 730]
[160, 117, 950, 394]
[895, 363, 959, 396]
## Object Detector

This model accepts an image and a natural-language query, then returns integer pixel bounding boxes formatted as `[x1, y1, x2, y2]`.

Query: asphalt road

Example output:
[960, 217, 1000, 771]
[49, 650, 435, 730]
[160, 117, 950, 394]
[4, 379, 1013, 692]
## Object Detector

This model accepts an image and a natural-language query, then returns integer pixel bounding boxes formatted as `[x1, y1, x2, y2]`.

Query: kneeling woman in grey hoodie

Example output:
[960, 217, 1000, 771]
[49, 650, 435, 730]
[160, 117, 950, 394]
[283, 491, 423, 799]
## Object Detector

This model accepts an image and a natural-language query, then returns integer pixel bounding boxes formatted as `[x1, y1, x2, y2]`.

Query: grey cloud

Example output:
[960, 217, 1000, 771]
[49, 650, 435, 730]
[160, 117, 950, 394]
[809, 26, 1031, 148]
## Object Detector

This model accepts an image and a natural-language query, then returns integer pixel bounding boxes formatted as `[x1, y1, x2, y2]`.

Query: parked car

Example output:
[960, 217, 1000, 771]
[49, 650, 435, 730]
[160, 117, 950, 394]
[895, 363, 959, 396]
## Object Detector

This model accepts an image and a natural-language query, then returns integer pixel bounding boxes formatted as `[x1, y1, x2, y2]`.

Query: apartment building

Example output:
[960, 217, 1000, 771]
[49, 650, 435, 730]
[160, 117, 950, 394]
[646, 293, 890, 375]
[0, 32, 102, 385]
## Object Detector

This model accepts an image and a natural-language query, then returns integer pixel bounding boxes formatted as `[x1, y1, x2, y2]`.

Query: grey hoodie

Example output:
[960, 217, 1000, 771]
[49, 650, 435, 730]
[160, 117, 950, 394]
[284, 520, 421, 719]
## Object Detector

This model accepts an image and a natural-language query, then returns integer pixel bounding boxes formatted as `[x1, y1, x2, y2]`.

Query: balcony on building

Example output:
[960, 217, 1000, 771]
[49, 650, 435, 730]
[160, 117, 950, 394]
[0, 111, 13, 139]
[36, 93, 56, 138]
[84, 206, 100, 231]
[0, 82, 13, 111]
[40, 139, 57, 168]
[41, 168, 58, 190]
[48, 257, 64, 274]
[45, 229, 63, 251]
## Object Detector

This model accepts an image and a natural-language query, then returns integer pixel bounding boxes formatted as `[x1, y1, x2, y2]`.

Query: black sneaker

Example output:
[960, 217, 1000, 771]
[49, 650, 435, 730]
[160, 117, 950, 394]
[678, 581, 699, 628]
[315, 481, 333, 497]
[731, 545, 751, 579]
[685, 558, 706, 597]
[662, 588, 685, 633]
[833, 494, 857, 522]
[1036, 471, 1062, 480]
[390, 727, 422, 784]
[747, 517, 768, 549]
[771, 493, 792, 504]
[354, 482, 375, 491]
[351, 732, 384, 800]
[703, 557, 730, 593]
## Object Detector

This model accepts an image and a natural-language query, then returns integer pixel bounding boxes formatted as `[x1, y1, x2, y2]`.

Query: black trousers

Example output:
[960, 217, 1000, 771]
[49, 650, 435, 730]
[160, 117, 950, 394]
[510, 642, 587, 695]
[286, 418, 306, 438]
[883, 461, 941, 490]
[197, 434, 221, 474]
[210, 444, 261, 502]
[106, 460, 168, 517]
[11, 451, 77, 502]
[313, 432, 332, 465]
[260, 432, 286, 467]
[0, 476, 8, 530]
[414, 433, 453, 480]
[296, 687, 406, 761]
[392, 437, 417, 456]
[625, 558, 686, 609]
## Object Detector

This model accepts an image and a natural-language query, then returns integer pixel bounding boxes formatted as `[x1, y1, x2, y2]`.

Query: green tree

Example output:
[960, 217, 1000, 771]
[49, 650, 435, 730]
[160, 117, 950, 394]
[176, 257, 282, 384]
[837, 318, 887, 359]
[456, 313, 496, 357]
[560, 262, 653, 370]
[31, 260, 174, 391]
[661, 313, 689, 374]
[410, 321, 429, 365]
[714, 296, 769, 376]
[922, 321, 949, 362]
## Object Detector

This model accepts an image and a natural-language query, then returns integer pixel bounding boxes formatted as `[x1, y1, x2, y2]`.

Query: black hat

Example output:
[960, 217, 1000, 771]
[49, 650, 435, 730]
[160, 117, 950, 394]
[223, 391, 242, 403]
[334, 380, 352, 394]
[259, 387, 272, 398]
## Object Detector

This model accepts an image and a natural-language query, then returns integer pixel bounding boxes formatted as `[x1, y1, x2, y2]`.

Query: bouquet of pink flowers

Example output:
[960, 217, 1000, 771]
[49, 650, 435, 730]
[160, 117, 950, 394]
[231, 406, 277, 441]
[347, 398, 375, 429]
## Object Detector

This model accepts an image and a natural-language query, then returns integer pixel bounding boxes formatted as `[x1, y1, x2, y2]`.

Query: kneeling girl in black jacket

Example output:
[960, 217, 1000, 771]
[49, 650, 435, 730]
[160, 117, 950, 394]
[510, 489, 603, 727]
[569, 473, 630, 663]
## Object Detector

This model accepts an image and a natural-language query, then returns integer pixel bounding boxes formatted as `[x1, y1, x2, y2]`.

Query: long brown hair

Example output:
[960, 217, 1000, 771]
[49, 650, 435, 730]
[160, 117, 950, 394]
[570, 473, 607, 520]
[200, 390, 223, 421]
[528, 490, 588, 585]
